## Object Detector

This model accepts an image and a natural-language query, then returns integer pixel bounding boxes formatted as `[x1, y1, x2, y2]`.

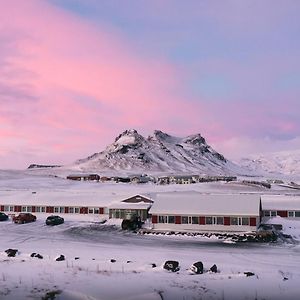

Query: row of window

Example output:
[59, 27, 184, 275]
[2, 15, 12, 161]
[110, 209, 147, 220]
[1, 206, 101, 214]
[263, 210, 300, 218]
[157, 215, 251, 226]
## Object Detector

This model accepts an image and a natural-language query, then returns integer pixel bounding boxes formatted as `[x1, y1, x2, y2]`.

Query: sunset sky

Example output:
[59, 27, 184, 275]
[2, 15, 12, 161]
[1, 0, 300, 169]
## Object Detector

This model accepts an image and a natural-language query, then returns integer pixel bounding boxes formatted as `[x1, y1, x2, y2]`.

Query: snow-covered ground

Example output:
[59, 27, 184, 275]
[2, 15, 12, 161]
[1, 170, 300, 300]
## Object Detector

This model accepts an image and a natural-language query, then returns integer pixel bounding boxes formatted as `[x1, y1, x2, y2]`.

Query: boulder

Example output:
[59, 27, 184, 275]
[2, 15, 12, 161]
[244, 272, 255, 277]
[5, 249, 18, 257]
[110, 259, 116, 263]
[55, 255, 65, 261]
[210, 264, 218, 273]
[163, 260, 180, 272]
[190, 261, 204, 274]
[30, 253, 43, 259]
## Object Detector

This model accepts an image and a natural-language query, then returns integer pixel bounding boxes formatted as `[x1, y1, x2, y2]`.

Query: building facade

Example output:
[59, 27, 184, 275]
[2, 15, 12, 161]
[149, 192, 262, 232]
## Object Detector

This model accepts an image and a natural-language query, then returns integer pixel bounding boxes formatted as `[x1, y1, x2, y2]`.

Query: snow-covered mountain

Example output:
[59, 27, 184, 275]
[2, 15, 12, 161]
[73, 129, 244, 175]
[240, 150, 300, 176]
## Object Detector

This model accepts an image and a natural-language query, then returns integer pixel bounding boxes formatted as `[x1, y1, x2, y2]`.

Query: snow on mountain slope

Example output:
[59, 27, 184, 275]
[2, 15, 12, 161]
[73, 129, 245, 175]
[240, 150, 300, 176]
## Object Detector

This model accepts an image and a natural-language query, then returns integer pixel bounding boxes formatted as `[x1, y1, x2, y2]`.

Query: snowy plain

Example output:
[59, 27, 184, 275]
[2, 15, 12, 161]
[0, 170, 300, 300]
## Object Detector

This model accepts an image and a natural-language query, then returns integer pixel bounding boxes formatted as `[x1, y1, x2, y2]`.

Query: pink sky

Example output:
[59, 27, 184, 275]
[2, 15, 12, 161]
[1, 0, 299, 169]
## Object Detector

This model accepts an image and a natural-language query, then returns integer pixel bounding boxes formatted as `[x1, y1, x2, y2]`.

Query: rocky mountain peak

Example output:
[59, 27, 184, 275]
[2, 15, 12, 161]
[109, 129, 146, 154]
[183, 134, 206, 145]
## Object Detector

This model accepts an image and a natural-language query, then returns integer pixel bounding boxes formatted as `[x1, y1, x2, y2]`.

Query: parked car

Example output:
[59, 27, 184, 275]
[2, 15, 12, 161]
[13, 213, 36, 224]
[0, 212, 9, 221]
[46, 215, 64, 226]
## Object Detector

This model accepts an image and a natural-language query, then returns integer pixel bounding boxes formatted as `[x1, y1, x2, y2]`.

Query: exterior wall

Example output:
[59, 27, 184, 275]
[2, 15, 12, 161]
[151, 222, 258, 232]
[0, 204, 105, 215]
[151, 214, 259, 232]
[262, 210, 300, 220]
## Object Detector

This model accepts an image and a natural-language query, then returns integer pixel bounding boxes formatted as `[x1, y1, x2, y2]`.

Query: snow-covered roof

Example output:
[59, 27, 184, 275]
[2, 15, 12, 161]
[149, 192, 261, 216]
[0, 190, 125, 207]
[261, 195, 300, 210]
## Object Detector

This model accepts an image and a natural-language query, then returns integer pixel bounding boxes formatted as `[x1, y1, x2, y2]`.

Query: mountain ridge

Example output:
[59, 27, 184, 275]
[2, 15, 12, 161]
[74, 129, 244, 175]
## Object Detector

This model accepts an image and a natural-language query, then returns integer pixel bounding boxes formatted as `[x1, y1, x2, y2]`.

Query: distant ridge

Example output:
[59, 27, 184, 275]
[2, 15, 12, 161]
[27, 164, 62, 169]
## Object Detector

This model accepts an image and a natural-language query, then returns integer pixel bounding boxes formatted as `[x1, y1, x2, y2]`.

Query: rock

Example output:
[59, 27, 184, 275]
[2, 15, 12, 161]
[126, 260, 132, 263]
[244, 272, 255, 277]
[163, 260, 180, 272]
[110, 259, 116, 263]
[55, 255, 65, 261]
[151, 263, 157, 268]
[5, 249, 18, 257]
[75, 257, 80, 260]
[30, 253, 43, 259]
[210, 264, 218, 273]
[190, 261, 204, 274]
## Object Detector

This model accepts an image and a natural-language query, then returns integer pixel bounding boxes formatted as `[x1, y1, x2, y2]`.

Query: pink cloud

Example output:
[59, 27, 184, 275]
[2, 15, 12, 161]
[0, 0, 208, 168]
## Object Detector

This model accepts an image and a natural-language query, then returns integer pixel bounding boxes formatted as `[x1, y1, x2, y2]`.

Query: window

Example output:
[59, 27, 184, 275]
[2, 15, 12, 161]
[69, 207, 74, 214]
[74, 207, 79, 214]
[9, 206, 14, 212]
[36, 207, 41, 213]
[230, 217, 238, 225]
[205, 217, 213, 225]
[168, 216, 175, 224]
[4, 206, 9, 212]
[94, 208, 99, 214]
[241, 217, 249, 226]
[181, 216, 199, 224]
[41, 207, 45, 213]
[264, 211, 271, 217]
[27, 206, 32, 212]
[288, 211, 294, 218]
[295, 211, 300, 218]
[59, 207, 65, 213]
[216, 217, 224, 225]
[22, 206, 26, 212]
[88, 208, 94, 214]
[158, 216, 167, 223]
[54, 207, 59, 213]
[271, 211, 277, 217]
[192, 216, 199, 224]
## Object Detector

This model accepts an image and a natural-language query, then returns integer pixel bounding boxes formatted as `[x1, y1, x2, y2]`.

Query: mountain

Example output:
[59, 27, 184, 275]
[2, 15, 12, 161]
[239, 150, 300, 176]
[73, 129, 244, 175]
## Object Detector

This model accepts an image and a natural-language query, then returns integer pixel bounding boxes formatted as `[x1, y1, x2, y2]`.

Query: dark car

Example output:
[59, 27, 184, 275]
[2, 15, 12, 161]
[13, 213, 36, 224]
[0, 212, 9, 221]
[46, 215, 64, 226]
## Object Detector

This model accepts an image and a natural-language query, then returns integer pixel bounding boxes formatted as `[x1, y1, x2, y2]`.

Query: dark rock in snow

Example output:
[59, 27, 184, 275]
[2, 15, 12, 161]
[31, 253, 43, 259]
[75, 257, 80, 260]
[163, 260, 180, 272]
[110, 259, 116, 263]
[55, 255, 65, 261]
[210, 264, 218, 273]
[244, 272, 255, 277]
[151, 263, 157, 268]
[5, 249, 18, 257]
[190, 261, 204, 274]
